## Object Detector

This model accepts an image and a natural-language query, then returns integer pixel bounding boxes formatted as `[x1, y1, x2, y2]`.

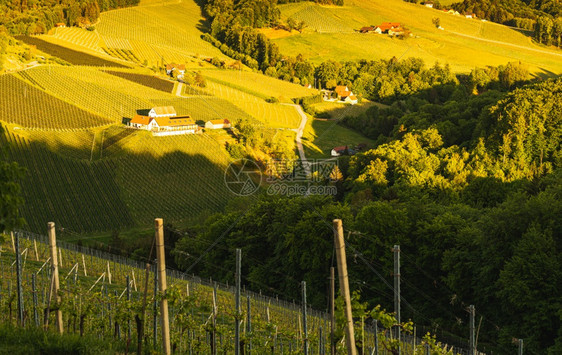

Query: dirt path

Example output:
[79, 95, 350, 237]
[175, 82, 183, 96]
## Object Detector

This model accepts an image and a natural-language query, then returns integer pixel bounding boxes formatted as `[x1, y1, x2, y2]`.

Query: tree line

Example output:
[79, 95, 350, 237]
[0, 0, 140, 35]
[452, 0, 562, 41]
[172, 77, 562, 354]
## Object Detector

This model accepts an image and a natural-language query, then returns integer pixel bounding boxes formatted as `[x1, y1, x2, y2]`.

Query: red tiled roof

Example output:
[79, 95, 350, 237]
[131, 115, 151, 125]
[333, 146, 347, 152]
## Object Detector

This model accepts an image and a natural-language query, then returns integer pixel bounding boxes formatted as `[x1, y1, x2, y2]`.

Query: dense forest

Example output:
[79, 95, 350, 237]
[0, 0, 140, 35]
[173, 76, 562, 354]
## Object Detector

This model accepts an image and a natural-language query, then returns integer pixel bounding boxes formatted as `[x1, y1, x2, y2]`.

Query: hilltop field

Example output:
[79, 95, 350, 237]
[273, 0, 562, 75]
[2, 0, 561, 236]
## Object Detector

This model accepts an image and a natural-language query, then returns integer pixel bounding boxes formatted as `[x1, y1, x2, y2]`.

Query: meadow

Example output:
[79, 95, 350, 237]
[275, 0, 562, 75]
[302, 119, 375, 159]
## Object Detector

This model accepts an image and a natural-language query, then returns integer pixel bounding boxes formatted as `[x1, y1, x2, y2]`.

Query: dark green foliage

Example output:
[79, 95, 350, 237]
[0, 124, 25, 233]
[0, 0, 140, 35]
[0, 322, 128, 354]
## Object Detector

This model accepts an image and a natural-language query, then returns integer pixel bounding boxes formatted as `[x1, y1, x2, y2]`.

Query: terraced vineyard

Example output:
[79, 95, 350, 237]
[2, 127, 134, 233]
[23, 66, 250, 125]
[2, 124, 239, 233]
[116, 133, 239, 226]
[0, 74, 112, 130]
[51, 26, 102, 51]
[286, 3, 357, 33]
[201, 69, 318, 101]
[95, 0, 225, 65]
[105, 70, 174, 93]
[15, 36, 128, 67]
[202, 81, 302, 128]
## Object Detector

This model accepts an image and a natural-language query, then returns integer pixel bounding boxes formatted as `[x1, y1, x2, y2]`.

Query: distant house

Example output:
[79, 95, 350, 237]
[55, 23, 66, 28]
[343, 95, 358, 105]
[128, 107, 198, 136]
[424, 2, 434, 8]
[334, 85, 358, 105]
[331, 146, 348, 157]
[165, 63, 186, 78]
[374, 22, 401, 34]
[205, 119, 232, 130]
[388, 27, 405, 37]
[359, 26, 375, 33]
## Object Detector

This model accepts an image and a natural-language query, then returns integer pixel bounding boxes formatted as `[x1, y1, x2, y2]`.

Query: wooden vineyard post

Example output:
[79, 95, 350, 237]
[333, 219, 356, 355]
[155, 218, 171, 355]
[82, 254, 87, 277]
[48, 222, 64, 334]
[330, 266, 336, 355]
[302, 281, 308, 355]
[34, 239, 39, 261]
[15, 232, 24, 326]
[235, 248, 241, 355]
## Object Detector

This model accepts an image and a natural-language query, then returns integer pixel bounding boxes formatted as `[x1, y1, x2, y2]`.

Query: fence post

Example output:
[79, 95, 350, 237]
[330, 267, 336, 355]
[374, 319, 379, 355]
[302, 281, 308, 355]
[155, 218, 171, 355]
[15, 232, 24, 326]
[48, 222, 63, 334]
[393, 245, 401, 355]
[469, 305, 475, 355]
[235, 248, 241, 355]
[32, 272, 39, 327]
[247, 295, 252, 355]
[127, 275, 131, 341]
[518, 339, 524, 355]
[333, 219, 356, 355]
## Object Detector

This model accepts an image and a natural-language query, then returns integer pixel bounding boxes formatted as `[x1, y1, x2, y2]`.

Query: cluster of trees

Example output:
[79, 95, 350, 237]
[343, 61, 531, 145]
[535, 15, 562, 47]
[172, 74, 562, 354]
[0, 0, 140, 35]
[278, 0, 343, 4]
[452, 0, 562, 31]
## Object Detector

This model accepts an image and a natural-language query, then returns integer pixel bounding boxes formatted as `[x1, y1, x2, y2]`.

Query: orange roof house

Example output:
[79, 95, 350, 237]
[375, 22, 401, 33]
[359, 26, 375, 33]
[128, 107, 198, 135]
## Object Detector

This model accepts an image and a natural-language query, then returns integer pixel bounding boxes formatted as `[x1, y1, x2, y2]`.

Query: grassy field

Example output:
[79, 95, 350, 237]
[275, 0, 562, 75]
[302, 119, 375, 159]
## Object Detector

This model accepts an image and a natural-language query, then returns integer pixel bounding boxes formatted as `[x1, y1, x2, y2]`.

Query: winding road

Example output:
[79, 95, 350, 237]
[282, 103, 312, 177]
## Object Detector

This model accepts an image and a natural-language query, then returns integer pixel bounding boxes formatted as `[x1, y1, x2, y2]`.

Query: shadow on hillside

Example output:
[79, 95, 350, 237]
[3, 128, 249, 236]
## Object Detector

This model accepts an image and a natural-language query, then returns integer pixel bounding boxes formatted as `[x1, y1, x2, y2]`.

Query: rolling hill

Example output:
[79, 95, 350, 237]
[275, 0, 562, 75]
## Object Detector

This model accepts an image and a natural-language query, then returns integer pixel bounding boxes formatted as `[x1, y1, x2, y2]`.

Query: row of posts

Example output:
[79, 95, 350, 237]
[9, 219, 525, 355]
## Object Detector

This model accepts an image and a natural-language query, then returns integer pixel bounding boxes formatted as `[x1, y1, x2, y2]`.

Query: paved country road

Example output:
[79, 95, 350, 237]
[281, 103, 311, 176]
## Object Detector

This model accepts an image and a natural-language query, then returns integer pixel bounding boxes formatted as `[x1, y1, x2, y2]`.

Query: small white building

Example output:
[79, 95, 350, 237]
[331, 146, 348, 157]
[149, 106, 177, 118]
[128, 106, 198, 136]
[205, 119, 232, 130]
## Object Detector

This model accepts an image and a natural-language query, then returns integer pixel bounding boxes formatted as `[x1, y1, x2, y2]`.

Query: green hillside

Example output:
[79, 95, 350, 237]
[276, 0, 562, 74]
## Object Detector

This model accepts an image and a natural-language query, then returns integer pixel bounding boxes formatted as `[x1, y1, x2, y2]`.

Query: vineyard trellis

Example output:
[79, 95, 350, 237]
[0, 226, 480, 355]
